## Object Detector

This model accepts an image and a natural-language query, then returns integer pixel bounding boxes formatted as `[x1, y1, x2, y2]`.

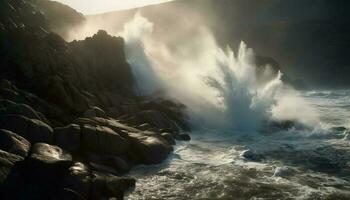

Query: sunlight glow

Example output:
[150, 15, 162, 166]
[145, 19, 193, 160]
[55, 0, 174, 14]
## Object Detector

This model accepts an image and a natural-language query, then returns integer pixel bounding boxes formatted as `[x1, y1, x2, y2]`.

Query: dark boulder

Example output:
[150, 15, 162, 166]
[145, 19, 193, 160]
[241, 150, 265, 162]
[25, 143, 73, 184]
[58, 162, 91, 200]
[161, 132, 176, 145]
[128, 132, 173, 165]
[83, 106, 107, 118]
[50, 188, 86, 200]
[81, 125, 130, 156]
[175, 133, 191, 141]
[131, 110, 180, 133]
[87, 153, 130, 174]
[0, 102, 42, 120]
[91, 173, 135, 199]
[0, 114, 54, 144]
[0, 129, 30, 157]
[0, 149, 24, 182]
[30, 143, 72, 163]
[54, 124, 81, 153]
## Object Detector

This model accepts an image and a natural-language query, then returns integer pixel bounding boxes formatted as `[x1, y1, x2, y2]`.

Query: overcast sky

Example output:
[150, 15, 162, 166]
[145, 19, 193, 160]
[55, 0, 173, 14]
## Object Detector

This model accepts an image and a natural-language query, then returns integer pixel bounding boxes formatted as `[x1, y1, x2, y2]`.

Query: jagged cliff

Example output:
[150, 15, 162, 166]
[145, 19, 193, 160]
[0, 1, 190, 199]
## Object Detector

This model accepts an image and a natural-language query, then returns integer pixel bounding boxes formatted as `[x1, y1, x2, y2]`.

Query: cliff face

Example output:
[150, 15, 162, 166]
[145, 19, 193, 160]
[0, 0, 189, 126]
[0, 2, 192, 198]
[0, 2, 128, 121]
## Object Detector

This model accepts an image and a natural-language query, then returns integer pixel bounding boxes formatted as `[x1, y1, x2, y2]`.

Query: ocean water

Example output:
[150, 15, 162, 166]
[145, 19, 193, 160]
[126, 90, 350, 200]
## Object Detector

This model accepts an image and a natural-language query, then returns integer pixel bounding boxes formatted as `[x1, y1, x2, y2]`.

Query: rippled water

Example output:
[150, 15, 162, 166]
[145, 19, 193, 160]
[126, 90, 350, 200]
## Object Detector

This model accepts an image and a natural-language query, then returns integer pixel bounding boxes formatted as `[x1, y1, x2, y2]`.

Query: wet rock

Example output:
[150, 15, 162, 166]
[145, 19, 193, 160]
[129, 133, 173, 164]
[50, 188, 86, 200]
[132, 110, 180, 133]
[26, 143, 73, 184]
[0, 79, 17, 91]
[90, 162, 119, 175]
[54, 124, 81, 153]
[175, 133, 191, 141]
[91, 173, 135, 199]
[0, 149, 24, 182]
[83, 106, 107, 118]
[0, 99, 17, 108]
[81, 125, 130, 156]
[137, 123, 153, 131]
[44, 75, 89, 113]
[0, 102, 42, 120]
[264, 120, 295, 132]
[0, 88, 25, 104]
[80, 118, 174, 165]
[73, 118, 98, 126]
[30, 143, 72, 163]
[87, 153, 130, 174]
[110, 156, 130, 174]
[273, 166, 296, 178]
[241, 150, 265, 162]
[58, 162, 90, 199]
[0, 129, 30, 157]
[0, 114, 54, 144]
[161, 132, 176, 145]
[331, 126, 347, 132]
[91, 117, 140, 138]
[105, 176, 136, 198]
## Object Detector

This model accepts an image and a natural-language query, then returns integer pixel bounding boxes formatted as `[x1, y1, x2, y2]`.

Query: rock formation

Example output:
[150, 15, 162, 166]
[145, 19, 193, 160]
[0, 0, 191, 199]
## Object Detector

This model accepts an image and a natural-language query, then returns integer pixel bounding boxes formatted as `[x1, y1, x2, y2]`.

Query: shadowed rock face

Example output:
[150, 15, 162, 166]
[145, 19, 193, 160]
[0, 129, 30, 157]
[0, 0, 190, 198]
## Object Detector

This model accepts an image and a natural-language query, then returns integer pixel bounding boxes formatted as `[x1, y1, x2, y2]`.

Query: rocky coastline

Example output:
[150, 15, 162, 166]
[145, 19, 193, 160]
[0, 0, 191, 199]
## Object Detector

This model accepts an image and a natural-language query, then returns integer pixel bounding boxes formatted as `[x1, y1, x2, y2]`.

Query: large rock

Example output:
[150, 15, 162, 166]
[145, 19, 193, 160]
[0, 114, 53, 144]
[54, 124, 81, 153]
[128, 132, 173, 165]
[26, 143, 73, 184]
[83, 106, 107, 118]
[175, 133, 191, 141]
[30, 143, 72, 163]
[58, 162, 91, 200]
[0, 129, 30, 157]
[87, 153, 130, 174]
[44, 75, 89, 113]
[77, 117, 174, 164]
[91, 173, 135, 199]
[81, 125, 130, 156]
[0, 149, 24, 183]
[0, 102, 42, 120]
[131, 110, 180, 133]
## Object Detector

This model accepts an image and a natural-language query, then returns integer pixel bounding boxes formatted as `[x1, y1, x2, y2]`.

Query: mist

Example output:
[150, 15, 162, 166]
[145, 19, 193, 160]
[118, 13, 319, 130]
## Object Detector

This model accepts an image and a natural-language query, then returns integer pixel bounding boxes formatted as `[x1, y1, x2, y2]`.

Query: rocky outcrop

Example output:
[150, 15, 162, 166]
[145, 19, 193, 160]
[0, 149, 24, 182]
[54, 124, 81, 153]
[0, 79, 190, 198]
[0, 129, 30, 157]
[81, 124, 130, 156]
[83, 106, 107, 118]
[0, 114, 54, 144]
[0, 0, 191, 198]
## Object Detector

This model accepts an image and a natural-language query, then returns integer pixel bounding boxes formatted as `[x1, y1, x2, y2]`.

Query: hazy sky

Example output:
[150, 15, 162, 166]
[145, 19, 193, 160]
[55, 0, 173, 14]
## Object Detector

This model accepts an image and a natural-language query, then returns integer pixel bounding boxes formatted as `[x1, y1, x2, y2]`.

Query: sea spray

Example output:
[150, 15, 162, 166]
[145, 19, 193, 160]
[121, 13, 318, 130]
[121, 13, 159, 95]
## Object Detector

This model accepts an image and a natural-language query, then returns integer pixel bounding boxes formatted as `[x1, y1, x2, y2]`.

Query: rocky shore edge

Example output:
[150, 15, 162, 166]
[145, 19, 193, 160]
[0, 79, 191, 199]
[0, 0, 191, 199]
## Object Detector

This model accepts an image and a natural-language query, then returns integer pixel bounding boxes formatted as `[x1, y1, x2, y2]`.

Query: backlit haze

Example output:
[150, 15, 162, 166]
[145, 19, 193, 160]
[55, 0, 174, 14]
